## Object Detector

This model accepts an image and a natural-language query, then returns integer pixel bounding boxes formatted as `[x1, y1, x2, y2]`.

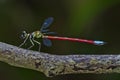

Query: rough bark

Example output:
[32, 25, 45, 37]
[0, 42, 120, 77]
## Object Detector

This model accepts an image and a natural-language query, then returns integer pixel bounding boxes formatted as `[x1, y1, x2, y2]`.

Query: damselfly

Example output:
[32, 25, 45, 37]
[19, 17, 106, 51]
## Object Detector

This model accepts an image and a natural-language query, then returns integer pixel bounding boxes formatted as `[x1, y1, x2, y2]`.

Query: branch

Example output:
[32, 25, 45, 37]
[0, 42, 120, 77]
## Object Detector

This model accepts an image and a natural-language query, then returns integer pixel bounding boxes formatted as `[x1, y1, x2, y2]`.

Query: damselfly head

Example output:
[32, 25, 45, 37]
[20, 31, 27, 39]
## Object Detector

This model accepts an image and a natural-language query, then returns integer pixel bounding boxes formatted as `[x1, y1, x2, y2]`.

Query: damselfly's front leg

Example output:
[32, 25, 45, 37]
[27, 35, 34, 50]
[19, 35, 29, 48]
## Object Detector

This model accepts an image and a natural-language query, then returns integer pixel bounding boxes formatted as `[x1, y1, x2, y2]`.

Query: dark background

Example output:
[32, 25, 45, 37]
[0, 0, 120, 80]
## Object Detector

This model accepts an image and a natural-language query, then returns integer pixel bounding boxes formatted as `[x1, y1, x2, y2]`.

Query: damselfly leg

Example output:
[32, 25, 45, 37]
[27, 35, 34, 50]
[32, 38, 41, 51]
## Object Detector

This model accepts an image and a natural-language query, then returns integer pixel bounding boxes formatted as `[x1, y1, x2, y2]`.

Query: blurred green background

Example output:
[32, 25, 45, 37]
[0, 0, 120, 80]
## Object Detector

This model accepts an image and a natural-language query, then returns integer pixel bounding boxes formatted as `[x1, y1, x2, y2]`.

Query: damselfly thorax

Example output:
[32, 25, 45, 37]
[31, 31, 44, 38]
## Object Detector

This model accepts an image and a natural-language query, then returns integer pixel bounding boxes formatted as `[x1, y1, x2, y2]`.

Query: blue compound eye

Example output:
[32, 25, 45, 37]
[20, 31, 27, 39]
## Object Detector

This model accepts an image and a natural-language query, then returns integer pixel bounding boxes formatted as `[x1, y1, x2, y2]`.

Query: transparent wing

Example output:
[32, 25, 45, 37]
[40, 17, 53, 32]
[43, 32, 56, 35]
[41, 29, 50, 33]
[43, 38, 52, 47]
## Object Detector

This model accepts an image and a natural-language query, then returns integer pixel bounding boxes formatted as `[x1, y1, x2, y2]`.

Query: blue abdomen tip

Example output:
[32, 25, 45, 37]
[94, 41, 106, 45]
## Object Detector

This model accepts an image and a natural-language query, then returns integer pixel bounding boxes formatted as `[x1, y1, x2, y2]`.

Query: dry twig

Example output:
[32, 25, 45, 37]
[0, 42, 120, 77]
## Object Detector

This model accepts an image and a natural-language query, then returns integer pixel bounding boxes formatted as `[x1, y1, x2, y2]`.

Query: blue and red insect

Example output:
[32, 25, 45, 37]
[19, 17, 105, 51]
